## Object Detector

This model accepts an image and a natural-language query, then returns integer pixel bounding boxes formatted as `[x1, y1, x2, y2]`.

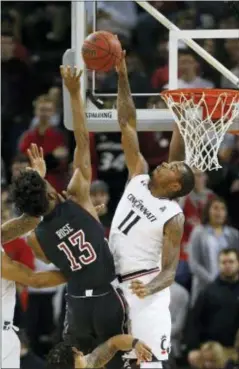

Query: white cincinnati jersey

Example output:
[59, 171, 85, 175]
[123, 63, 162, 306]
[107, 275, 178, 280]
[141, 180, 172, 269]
[109, 175, 182, 275]
[1, 247, 16, 323]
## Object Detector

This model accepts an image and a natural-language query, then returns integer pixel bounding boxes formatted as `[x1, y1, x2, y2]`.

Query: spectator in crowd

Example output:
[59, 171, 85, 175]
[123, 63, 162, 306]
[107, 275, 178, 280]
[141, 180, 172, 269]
[187, 248, 239, 366]
[176, 170, 215, 290]
[90, 180, 112, 238]
[188, 197, 239, 304]
[224, 330, 239, 369]
[90, 131, 128, 213]
[208, 137, 239, 229]
[221, 39, 239, 89]
[164, 49, 215, 89]
[170, 282, 190, 359]
[1, 32, 32, 168]
[26, 259, 60, 358]
[18, 94, 69, 192]
[11, 153, 29, 179]
[19, 330, 46, 369]
[31, 87, 62, 128]
[190, 341, 230, 369]
[87, 1, 137, 45]
[2, 193, 35, 327]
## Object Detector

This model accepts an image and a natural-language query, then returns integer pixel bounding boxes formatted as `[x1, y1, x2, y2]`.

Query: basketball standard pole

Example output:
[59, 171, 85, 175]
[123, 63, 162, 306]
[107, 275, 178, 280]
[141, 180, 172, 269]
[73, 1, 87, 103]
[135, 1, 239, 88]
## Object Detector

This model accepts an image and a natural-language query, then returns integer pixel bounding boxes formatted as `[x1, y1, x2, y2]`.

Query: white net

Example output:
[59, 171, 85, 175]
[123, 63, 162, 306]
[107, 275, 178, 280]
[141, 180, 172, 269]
[161, 90, 239, 171]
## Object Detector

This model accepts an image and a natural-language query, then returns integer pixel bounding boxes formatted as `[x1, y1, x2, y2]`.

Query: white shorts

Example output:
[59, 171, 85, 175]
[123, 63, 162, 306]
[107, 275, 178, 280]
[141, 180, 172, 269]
[120, 272, 171, 361]
[1, 329, 20, 368]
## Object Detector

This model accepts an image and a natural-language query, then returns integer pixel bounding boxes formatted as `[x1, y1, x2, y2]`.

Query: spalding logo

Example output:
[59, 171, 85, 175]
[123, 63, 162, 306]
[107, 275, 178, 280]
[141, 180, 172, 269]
[82, 47, 96, 57]
[85, 112, 113, 119]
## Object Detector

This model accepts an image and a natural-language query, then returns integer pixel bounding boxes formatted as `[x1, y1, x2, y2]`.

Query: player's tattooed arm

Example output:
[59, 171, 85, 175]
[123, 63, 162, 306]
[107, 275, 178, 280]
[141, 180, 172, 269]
[85, 335, 152, 368]
[116, 50, 148, 178]
[168, 124, 185, 162]
[130, 213, 184, 297]
[1, 214, 40, 244]
[60, 66, 91, 182]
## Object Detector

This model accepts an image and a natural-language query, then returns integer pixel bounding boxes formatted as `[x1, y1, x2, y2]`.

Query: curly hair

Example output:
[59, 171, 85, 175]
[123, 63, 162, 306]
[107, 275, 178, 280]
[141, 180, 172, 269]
[47, 342, 75, 369]
[11, 170, 49, 217]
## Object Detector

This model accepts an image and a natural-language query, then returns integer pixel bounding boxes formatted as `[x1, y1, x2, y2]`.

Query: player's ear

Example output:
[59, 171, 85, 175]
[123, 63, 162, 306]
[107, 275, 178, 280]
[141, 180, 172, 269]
[170, 181, 181, 193]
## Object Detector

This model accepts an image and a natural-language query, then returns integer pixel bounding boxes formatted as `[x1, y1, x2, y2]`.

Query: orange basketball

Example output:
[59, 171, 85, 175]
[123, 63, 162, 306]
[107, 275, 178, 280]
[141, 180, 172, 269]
[81, 31, 122, 72]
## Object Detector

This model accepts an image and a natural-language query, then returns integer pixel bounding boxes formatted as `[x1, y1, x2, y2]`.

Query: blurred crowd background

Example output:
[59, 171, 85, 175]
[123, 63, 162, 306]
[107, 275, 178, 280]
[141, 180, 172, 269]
[1, 1, 239, 369]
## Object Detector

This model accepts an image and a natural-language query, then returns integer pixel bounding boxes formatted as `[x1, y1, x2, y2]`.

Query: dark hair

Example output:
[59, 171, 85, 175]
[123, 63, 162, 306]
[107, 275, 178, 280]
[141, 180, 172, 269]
[11, 170, 49, 217]
[47, 342, 74, 369]
[202, 197, 228, 225]
[172, 163, 195, 198]
[178, 49, 198, 60]
[219, 248, 239, 261]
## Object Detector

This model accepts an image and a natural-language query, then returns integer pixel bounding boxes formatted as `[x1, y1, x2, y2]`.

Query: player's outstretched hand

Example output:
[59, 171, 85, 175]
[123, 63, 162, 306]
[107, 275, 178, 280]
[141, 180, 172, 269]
[60, 65, 82, 95]
[130, 280, 149, 298]
[135, 341, 152, 364]
[27, 143, 46, 178]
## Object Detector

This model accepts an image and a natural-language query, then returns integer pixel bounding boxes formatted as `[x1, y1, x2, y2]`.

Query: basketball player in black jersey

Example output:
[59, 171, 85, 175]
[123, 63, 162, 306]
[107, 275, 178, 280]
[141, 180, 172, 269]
[11, 67, 128, 365]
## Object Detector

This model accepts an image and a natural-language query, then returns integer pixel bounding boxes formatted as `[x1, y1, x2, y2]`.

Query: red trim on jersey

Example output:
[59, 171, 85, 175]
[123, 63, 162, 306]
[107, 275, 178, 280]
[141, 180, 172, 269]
[119, 267, 160, 282]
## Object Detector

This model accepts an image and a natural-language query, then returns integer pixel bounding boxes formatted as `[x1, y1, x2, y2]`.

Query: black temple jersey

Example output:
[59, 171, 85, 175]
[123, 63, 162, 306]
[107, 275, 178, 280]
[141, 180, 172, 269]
[35, 200, 115, 294]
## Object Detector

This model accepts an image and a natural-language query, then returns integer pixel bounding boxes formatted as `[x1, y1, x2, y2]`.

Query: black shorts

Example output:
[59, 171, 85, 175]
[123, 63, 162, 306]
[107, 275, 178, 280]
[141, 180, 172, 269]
[63, 285, 128, 353]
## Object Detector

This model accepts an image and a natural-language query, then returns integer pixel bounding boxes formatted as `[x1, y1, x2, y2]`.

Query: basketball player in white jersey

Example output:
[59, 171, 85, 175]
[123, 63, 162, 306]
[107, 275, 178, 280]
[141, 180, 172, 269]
[109, 52, 195, 369]
[1, 216, 67, 368]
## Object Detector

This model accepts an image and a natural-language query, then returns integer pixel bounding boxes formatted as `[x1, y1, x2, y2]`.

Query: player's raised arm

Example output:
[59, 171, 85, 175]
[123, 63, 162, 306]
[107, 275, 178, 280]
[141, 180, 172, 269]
[1, 251, 66, 288]
[60, 66, 91, 182]
[1, 214, 40, 244]
[168, 124, 185, 162]
[86, 335, 152, 368]
[130, 213, 185, 297]
[116, 52, 148, 179]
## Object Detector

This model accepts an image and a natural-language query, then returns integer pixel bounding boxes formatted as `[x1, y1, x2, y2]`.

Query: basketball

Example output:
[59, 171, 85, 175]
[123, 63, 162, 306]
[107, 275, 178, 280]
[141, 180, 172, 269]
[81, 31, 122, 72]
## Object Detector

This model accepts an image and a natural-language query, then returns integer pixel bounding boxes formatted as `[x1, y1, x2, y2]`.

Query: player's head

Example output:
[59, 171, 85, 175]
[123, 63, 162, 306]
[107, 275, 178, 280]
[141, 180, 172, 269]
[47, 342, 85, 369]
[11, 169, 58, 217]
[150, 161, 195, 199]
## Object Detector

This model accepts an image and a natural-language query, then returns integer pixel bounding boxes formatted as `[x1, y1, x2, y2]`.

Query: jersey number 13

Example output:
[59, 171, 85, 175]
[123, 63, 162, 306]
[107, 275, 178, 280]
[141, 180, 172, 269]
[57, 230, 97, 271]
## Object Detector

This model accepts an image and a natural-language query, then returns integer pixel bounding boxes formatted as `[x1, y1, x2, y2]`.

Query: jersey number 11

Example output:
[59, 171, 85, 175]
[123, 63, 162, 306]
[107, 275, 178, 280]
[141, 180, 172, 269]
[118, 210, 141, 235]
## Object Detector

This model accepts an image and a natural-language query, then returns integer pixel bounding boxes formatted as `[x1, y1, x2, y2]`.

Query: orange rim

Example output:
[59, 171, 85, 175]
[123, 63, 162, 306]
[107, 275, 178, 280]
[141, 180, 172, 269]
[161, 88, 239, 121]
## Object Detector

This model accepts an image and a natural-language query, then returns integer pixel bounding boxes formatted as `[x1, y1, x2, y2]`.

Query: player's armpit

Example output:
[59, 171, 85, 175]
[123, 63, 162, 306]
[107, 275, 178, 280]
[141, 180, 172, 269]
[1, 214, 40, 244]
[1, 252, 66, 288]
[27, 232, 50, 264]
[145, 213, 185, 295]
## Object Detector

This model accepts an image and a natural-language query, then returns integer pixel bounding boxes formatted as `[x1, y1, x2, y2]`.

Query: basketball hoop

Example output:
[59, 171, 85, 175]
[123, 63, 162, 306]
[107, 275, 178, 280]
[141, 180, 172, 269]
[161, 88, 239, 171]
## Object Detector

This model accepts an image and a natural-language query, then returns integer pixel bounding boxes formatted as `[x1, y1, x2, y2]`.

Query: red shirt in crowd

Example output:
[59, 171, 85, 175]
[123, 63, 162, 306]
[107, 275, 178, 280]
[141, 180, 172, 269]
[19, 126, 68, 192]
[180, 190, 215, 261]
[3, 238, 34, 269]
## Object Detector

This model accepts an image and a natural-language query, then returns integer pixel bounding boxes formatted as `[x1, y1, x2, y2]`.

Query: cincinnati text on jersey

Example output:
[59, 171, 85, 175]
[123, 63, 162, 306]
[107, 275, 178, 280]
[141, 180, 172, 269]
[127, 193, 157, 222]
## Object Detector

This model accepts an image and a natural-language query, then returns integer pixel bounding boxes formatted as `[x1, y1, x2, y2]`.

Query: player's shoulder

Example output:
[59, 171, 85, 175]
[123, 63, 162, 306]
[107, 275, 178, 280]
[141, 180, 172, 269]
[129, 173, 150, 185]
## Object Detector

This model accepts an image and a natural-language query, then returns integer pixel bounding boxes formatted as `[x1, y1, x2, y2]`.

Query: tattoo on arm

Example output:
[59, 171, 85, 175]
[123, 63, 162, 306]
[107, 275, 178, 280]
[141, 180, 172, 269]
[117, 71, 136, 129]
[146, 213, 185, 295]
[117, 71, 147, 177]
[1, 215, 40, 244]
[86, 342, 117, 368]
